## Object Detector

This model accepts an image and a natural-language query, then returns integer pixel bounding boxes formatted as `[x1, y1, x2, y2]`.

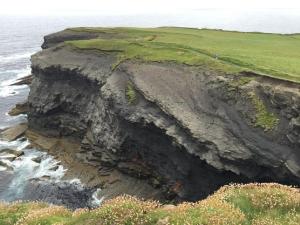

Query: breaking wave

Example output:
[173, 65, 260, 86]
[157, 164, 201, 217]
[0, 52, 34, 64]
[0, 66, 31, 98]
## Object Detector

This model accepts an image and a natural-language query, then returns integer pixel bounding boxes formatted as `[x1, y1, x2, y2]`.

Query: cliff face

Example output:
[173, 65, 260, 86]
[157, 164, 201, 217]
[28, 30, 300, 201]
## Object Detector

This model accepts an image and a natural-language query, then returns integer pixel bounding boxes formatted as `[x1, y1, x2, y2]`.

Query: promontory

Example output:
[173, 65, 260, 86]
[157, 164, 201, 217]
[27, 27, 300, 202]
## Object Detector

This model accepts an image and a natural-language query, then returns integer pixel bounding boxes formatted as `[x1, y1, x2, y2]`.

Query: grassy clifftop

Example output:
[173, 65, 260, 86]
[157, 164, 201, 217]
[1, 183, 299, 225]
[67, 27, 300, 83]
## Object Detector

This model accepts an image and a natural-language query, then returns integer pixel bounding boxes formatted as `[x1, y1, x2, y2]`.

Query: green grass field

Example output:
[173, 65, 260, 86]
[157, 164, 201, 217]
[1, 183, 299, 225]
[67, 27, 300, 83]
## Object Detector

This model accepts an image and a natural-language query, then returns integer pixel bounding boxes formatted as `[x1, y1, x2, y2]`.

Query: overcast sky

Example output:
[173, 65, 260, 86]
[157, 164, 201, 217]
[1, 0, 300, 15]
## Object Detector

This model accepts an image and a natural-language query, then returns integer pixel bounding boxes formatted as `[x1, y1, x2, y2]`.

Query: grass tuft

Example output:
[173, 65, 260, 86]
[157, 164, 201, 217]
[249, 93, 279, 131]
[233, 77, 255, 87]
[1, 183, 299, 225]
[126, 82, 137, 104]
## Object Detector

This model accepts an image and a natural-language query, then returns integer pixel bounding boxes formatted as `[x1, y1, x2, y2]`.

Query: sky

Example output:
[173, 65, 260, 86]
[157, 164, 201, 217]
[1, 0, 300, 15]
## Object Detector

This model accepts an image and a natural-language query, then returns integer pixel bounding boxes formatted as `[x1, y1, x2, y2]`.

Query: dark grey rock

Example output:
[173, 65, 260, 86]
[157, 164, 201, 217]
[27, 29, 300, 202]
[49, 165, 59, 171]
[10, 75, 32, 86]
[31, 156, 42, 163]
[23, 181, 96, 209]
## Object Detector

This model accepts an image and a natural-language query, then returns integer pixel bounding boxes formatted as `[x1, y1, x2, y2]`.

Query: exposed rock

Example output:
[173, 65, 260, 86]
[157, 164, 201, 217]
[0, 148, 24, 158]
[0, 161, 13, 171]
[0, 155, 17, 162]
[0, 148, 25, 162]
[31, 156, 43, 163]
[24, 180, 97, 209]
[25, 129, 163, 201]
[8, 102, 29, 116]
[0, 123, 28, 141]
[30, 175, 51, 182]
[49, 165, 59, 171]
[41, 29, 121, 49]
[27, 29, 300, 202]
[117, 162, 152, 179]
[10, 75, 33, 86]
[42, 30, 99, 49]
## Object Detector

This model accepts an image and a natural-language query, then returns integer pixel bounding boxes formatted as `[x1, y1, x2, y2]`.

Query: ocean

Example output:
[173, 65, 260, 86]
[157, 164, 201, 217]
[0, 10, 300, 207]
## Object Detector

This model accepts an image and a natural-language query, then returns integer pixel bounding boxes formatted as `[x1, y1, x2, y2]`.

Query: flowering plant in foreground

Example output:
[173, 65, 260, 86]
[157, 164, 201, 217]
[0, 183, 299, 225]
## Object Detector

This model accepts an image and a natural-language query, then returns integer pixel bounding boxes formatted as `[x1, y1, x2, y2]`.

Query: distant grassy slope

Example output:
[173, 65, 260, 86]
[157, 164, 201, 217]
[1, 183, 299, 225]
[67, 27, 300, 83]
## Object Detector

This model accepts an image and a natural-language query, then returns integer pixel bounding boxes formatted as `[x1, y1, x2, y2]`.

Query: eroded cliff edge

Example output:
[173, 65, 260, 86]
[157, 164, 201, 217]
[27, 29, 300, 201]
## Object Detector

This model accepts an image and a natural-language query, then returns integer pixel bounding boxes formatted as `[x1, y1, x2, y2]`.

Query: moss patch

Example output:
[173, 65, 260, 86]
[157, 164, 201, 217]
[227, 76, 255, 92]
[126, 82, 137, 104]
[233, 77, 254, 87]
[250, 92, 279, 131]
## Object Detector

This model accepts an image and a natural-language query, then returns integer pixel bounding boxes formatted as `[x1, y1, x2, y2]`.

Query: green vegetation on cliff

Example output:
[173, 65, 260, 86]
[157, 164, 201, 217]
[249, 92, 279, 131]
[1, 183, 299, 225]
[126, 82, 137, 104]
[67, 27, 300, 83]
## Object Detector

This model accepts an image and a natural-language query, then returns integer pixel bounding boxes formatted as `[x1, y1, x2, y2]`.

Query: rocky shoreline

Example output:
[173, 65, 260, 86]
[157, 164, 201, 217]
[2, 28, 300, 204]
[0, 122, 163, 206]
[0, 75, 102, 209]
[1, 70, 163, 208]
[0, 125, 98, 209]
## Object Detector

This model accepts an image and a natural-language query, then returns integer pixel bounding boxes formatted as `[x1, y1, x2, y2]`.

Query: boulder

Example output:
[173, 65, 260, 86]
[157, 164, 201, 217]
[31, 156, 43, 164]
[0, 155, 17, 162]
[10, 75, 33, 86]
[0, 123, 28, 141]
[8, 102, 29, 116]
[0, 148, 24, 158]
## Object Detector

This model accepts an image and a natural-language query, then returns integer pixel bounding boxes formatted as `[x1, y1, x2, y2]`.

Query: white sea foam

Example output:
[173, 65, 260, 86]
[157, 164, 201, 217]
[91, 189, 105, 207]
[69, 178, 82, 184]
[0, 85, 22, 97]
[0, 137, 68, 199]
[0, 52, 34, 64]
[0, 138, 66, 181]
[0, 66, 31, 97]
[0, 56, 31, 98]
[0, 66, 31, 86]
[0, 69, 29, 75]
[16, 140, 30, 150]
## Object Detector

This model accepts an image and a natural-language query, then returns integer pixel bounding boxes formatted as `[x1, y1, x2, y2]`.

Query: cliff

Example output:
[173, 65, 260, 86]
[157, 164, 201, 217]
[27, 28, 300, 201]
